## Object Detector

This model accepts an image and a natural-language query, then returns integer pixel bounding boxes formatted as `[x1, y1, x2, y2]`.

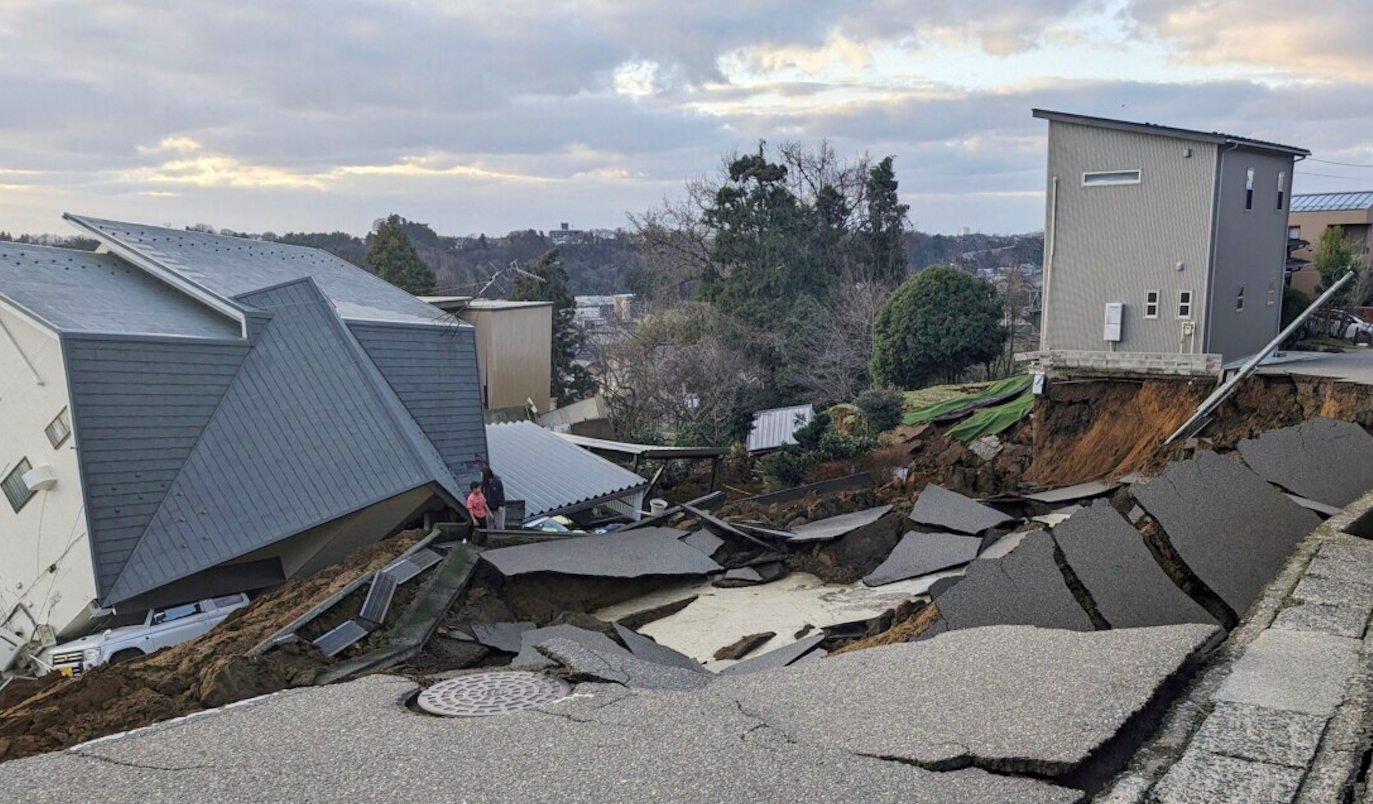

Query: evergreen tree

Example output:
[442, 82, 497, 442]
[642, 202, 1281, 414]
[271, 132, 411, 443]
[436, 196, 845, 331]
[870, 265, 1006, 387]
[863, 156, 909, 286]
[366, 214, 436, 295]
[511, 249, 597, 406]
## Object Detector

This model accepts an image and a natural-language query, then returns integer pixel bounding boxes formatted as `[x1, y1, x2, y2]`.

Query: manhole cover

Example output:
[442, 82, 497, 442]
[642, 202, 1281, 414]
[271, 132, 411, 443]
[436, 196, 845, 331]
[416, 671, 570, 717]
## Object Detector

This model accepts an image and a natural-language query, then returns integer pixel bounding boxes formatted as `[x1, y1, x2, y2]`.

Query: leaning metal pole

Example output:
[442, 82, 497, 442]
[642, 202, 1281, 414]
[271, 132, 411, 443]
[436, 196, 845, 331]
[1165, 270, 1355, 445]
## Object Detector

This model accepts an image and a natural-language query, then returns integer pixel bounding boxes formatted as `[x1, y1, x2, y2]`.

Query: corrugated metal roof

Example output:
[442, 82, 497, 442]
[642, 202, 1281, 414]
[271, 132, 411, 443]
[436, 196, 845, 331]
[1290, 191, 1373, 213]
[746, 404, 815, 452]
[0, 242, 238, 337]
[1033, 109, 1309, 156]
[487, 421, 647, 520]
[67, 215, 453, 327]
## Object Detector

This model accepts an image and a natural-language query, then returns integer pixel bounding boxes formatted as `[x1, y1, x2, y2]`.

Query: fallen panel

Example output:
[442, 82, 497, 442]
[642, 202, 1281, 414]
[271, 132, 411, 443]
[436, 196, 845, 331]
[863, 531, 980, 587]
[934, 530, 1095, 632]
[1023, 480, 1119, 505]
[1131, 451, 1319, 618]
[787, 505, 894, 543]
[481, 527, 722, 579]
[313, 620, 369, 657]
[909, 484, 1015, 534]
[1051, 501, 1216, 628]
[381, 558, 421, 584]
[718, 634, 826, 676]
[718, 623, 1220, 782]
[359, 572, 398, 624]
[536, 637, 712, 691]
[682, 505, 773, 552]
[612, 624, 708, 674]
[978, 530, 1028, 559]
[680, 529, 724, 556]
[1237, 417, 1373, 508]
[470, 621, 536, 653]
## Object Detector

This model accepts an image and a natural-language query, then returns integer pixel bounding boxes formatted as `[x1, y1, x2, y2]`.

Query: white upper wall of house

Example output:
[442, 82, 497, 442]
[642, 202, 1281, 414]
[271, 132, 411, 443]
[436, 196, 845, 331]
[1041, 121, 1219, 355]
[0, 306, 96, 640]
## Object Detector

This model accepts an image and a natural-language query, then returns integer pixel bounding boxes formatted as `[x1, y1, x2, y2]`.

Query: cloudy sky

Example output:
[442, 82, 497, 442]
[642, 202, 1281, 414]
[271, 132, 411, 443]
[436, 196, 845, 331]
[1, 0, 1370, 238]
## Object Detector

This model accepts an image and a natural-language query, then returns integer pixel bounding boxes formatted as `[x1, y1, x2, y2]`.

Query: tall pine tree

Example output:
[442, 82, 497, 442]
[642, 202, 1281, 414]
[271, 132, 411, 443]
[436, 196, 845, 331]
[367, 214, 436, 295]
[863, 156, 909, 286]
[511, 249, 597, 406]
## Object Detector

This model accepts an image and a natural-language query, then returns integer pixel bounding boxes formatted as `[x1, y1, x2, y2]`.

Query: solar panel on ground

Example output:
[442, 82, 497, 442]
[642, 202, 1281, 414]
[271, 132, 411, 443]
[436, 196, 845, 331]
[360, 572, 398, 624]
[312, 620, 369, 657]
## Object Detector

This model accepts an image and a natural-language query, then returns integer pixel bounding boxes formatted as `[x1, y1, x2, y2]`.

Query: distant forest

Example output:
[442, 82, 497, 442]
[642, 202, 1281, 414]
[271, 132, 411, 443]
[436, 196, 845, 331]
[0, 220, 1042, 298]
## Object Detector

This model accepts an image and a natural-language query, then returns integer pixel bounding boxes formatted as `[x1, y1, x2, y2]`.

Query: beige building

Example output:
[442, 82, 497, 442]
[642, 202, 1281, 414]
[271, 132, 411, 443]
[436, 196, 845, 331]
[423, 297, 554, 412]
[1287, 191, 1373, 296]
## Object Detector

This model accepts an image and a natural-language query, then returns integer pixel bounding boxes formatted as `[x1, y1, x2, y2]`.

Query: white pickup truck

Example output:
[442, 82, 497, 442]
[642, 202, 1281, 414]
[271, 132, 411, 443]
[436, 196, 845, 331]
[45, 593, 251, 676]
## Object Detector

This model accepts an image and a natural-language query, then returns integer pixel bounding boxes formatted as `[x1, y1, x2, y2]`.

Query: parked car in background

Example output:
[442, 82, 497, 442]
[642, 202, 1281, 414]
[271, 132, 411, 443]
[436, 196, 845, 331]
[1326, 312, 1373, 343]
[45, 593, 251, 676]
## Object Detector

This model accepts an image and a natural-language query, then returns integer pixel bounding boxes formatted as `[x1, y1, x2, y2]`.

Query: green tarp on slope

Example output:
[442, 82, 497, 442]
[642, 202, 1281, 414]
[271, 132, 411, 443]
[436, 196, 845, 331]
[946, 391, 1034, 443]
[904, 374, 1031, 426]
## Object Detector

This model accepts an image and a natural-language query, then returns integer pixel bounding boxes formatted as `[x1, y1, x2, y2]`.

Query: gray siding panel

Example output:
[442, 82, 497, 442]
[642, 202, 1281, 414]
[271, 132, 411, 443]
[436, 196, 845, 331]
[1043, 122, 1217, 354]
[65, 337, 250, 596]
[106, 279, 436, 604]
[1206, 148, 1294, 361]
[350, 322, 489, 486]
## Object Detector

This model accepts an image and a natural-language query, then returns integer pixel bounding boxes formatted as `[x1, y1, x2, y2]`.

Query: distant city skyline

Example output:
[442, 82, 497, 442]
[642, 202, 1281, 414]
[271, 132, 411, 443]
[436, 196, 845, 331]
[1, 1, 1371, 238]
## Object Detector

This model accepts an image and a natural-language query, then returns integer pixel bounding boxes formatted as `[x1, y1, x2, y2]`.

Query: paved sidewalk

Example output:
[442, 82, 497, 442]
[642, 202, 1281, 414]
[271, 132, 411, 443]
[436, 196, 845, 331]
[1100, 491, 1373, 804]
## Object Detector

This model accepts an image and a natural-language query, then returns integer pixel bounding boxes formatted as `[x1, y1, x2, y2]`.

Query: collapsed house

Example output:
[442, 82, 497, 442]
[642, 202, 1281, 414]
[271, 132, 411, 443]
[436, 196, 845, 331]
[0, 216, 487, 671]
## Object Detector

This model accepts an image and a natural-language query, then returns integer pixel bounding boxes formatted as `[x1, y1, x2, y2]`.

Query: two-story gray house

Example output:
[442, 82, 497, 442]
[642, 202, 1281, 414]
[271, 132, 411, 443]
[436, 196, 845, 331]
[1033, 109, 1308, 369]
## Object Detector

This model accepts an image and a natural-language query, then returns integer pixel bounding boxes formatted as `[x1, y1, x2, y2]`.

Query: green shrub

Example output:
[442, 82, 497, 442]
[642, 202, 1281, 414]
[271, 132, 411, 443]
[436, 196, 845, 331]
[760, 446, 809, 486]
[854, 387, 904, 434]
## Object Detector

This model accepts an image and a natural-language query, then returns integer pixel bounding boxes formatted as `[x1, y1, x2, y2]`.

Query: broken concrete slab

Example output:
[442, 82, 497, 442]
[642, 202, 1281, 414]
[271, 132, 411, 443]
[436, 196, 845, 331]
[1213, 628, 1359, 717]
[717, 634, 826, 676]
[1189, 701, 1328, 769]
[612, 624, 708, 674]
[1023, 480, 1120, 505]
[1151, 750, 1303, 804]
[978, 529, 1028, 559]
[1050, 500, 1216, 628]
[862, 531, 980, 587]
[786, 505, 893, 543]
[910, 483, 1016, 534]
[1237, 417, 1373, 508]
[718, 623, 1220, 784]
[712, 561, 787, 588]
[713, 632, 775, 661]
[933, 530, 1096, 633]
[481, 527, 723, 579]
[469, 621, 535, 653]
[536, 638, 712, 692]
[510, 624, 630, 669]
[680, 529, 724, 556]
[1131, 451, 1320, 618]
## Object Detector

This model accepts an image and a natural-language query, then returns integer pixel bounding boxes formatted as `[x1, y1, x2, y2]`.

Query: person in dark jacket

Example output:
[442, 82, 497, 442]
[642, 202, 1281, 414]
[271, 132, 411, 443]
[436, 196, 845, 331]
[481, 466, 507, 530]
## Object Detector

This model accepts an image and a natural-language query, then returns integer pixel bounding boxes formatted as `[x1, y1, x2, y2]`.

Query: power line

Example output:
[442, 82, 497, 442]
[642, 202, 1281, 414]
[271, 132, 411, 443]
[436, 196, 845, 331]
[1308, 157, 1373, 169]
[1295, 170, 1373, 182]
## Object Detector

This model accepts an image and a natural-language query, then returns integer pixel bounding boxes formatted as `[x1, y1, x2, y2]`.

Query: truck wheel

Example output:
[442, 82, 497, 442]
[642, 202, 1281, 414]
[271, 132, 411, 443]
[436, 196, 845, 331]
[108, 649, 143, 665]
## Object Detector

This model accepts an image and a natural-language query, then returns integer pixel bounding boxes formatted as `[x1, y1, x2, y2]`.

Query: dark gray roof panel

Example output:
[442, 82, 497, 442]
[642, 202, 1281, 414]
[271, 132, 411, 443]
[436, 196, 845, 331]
[351, 322, 487, 486]
[1033, 108, 1309, 156]
[106, 279, 437, 603]
[487, 421, 648, 520]
[0, 242, 238, 337]
[66, 336, 251, 594]
[68, 215, 452, 327]
[1290, 191, 1373, 213]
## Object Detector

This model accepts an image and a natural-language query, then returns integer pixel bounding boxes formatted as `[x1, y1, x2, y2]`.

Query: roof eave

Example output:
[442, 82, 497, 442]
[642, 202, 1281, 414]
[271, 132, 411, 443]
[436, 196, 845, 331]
[1032, 108, 1308, 157]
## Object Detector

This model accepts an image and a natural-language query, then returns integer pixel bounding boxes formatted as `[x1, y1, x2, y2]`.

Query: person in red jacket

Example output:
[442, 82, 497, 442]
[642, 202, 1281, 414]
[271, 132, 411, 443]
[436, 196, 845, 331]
[466, 481, 488, 529]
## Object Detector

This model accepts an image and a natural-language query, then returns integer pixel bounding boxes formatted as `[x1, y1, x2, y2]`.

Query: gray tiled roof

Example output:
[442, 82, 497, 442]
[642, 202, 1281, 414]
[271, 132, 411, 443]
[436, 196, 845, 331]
[0, 242, 238, 337]
[1290, 191, 1373, 213]
[66, 215, 452, 326]
[487, 421, 648, 520]
[100, 278, 448, 604]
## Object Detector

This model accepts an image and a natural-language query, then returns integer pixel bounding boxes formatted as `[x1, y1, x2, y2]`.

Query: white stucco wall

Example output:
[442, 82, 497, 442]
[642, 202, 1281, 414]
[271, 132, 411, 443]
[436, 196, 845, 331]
[0, 306, 95, 640]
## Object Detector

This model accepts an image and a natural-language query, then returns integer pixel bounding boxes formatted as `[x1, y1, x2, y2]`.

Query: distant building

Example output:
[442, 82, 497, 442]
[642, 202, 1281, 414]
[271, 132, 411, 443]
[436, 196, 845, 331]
[0, 217, 486, 668]
[549, 222, 584, 247]
[422, 297, 554, 414]
[1287, 191, 1373, 296]
[1032, 109, 1308, 369]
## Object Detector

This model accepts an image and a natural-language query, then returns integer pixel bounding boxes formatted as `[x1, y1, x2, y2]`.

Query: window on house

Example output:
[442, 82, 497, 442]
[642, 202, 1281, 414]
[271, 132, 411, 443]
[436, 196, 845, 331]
[45, 409, 71, 449]
[1267, 281, 1277, 306]
[1178, 290, 1193, 319]
[2, 458, 33, 513]
[1236, 285, 1245, 312]
[1277, 171, 1286, 210]
[1245, 168, 1255, 210]
[1145, 291, 1160, 319]
[1289, 225, 1301, 240]
[1083, 170, 1141, 186]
